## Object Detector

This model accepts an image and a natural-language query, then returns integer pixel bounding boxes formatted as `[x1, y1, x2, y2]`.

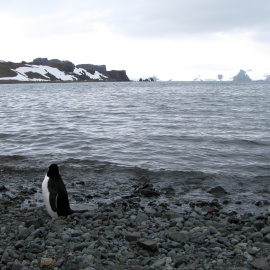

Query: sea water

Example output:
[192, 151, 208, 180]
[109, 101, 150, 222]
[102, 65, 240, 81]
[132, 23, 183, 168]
[1, 81, 270, 213]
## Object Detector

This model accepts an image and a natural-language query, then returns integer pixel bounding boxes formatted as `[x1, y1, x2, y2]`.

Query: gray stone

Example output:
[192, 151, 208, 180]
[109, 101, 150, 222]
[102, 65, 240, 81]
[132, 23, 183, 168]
[1, 250, 10, 265]
[249, 232, 264, 241]
[73, 243, 89, 252]
[167, 231, 188, 243]
[137, 240, 157, 251]
[14, 240, 25, 249]
[207, 186, 227, 195]
[150, 258, 166, 269]
[11, 263, 24, 270]
[136, 212, 149, 223]
[208, 226, 218, 234]
[261, 226, 270, 235]
[18, 227, 30, 239]
[265, 233, 270, 242]
[25, 243, 43, 253]
[25, 252, 36, 261]
[250, 258, 269, 270]
[125, 232, 141, 242]
[247, 247, 260, 255]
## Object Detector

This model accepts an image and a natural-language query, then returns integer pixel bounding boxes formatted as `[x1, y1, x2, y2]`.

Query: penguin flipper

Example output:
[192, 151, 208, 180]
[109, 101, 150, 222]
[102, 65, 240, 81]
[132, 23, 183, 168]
[56, 192, 71, 217]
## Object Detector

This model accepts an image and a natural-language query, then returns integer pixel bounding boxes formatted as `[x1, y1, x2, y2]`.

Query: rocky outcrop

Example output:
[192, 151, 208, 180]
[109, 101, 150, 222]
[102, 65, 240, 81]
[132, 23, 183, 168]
[233, 69, 252, 82]
[32, 58, 75, 73]
[76, 64, 107, 74]
[0, 62, 24, 78]
[76, 64, 130, 82]
[107, 70, 130, 82]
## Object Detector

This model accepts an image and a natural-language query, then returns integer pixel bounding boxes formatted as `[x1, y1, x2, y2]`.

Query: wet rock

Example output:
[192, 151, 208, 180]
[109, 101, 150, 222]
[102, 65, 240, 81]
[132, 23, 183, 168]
[207, 186, 228, 195]
[134, 182, 160, 197]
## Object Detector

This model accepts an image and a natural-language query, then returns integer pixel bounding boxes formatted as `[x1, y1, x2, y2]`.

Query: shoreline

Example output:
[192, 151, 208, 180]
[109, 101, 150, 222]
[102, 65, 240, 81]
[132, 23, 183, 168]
[1, 183, 270, 269]
[0, 79, 132, 85]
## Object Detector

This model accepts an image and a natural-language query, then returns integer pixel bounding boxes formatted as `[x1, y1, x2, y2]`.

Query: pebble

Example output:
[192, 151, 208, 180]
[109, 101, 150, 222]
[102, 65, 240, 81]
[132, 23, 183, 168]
[1, 192, 270, 269]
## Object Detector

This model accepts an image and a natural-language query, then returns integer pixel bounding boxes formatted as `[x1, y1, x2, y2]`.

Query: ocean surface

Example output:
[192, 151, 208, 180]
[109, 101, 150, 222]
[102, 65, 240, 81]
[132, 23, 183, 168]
[1, 81, 270, 214]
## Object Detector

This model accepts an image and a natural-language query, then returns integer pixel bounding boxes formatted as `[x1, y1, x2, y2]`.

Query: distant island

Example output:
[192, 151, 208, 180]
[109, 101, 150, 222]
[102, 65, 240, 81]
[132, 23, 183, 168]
[232, 70, 252, 82]
[0, 58, 130, 83]
[194, 69, 270, 82]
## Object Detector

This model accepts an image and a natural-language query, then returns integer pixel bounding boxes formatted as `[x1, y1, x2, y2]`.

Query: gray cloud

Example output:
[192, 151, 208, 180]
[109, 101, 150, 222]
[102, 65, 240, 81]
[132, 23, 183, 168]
[101, 0, 270, 38]
[2, 0, 270, 39]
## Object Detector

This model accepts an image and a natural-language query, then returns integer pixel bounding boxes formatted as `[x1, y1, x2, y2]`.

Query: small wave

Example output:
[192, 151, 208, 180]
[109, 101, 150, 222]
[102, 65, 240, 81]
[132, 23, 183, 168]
[0, 133, 15, 139]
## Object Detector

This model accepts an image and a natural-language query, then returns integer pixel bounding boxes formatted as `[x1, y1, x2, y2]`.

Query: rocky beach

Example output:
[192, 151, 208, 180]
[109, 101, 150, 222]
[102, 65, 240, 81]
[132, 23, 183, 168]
[1, 178, 270, 270]
[1, 80, 270, 269]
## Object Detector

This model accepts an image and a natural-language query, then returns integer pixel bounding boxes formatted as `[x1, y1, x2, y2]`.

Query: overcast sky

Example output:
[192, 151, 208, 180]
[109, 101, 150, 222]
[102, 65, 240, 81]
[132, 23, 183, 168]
[1, 0, 270, 80]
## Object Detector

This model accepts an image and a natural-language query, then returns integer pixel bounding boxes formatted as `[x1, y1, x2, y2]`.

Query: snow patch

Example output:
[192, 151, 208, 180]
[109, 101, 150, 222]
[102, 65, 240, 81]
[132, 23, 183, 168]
[73, 68, 108, 80]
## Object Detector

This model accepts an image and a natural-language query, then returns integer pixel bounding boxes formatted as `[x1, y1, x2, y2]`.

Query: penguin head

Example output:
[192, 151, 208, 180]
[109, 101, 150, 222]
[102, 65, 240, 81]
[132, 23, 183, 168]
[47, 164, 60, 178]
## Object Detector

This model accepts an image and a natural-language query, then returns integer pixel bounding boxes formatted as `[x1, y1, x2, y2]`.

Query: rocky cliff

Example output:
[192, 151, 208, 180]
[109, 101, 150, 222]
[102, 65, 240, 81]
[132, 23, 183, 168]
[0, 58, 130, 82]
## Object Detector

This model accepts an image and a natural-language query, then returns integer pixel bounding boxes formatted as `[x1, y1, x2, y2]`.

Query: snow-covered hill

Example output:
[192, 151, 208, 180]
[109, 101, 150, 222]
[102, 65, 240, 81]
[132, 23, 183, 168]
[0, 64, 106, 82]
[0, 58, 130, 82]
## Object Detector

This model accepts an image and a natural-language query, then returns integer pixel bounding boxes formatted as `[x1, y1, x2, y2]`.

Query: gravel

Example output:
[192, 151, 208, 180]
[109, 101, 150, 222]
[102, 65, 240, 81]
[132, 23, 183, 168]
[1, 184, 270, 269]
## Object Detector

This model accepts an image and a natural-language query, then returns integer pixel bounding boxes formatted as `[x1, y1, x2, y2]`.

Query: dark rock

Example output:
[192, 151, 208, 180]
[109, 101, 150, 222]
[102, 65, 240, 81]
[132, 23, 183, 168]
[18, 227, 30, 239]
[32, 57, 50, 65]
[107, 70, 129, 81]
[136, 212, 149, 223]
[136, 183, 160, 197]
[207, 186, 228, 195]
[25, 243, 44, 253]
[162, 185, 176, 195]
[73, 243, 89, 252]
[0, 185, 8, 191]
[76, 64, 107, 73]
[249, 232, 264, 241]
[137, 240, 157, 251]
[15, 240, 25, 249]
[11, 263, 24, 270]
[174, 256, 188, 268]
[25, 218, 43, 228]
[125, 232, 141, 242]
[76, 181, 85, 185]
[138, 176, 150, 182]
[167, 231, 189, 243]
[250, 258, 269, 270]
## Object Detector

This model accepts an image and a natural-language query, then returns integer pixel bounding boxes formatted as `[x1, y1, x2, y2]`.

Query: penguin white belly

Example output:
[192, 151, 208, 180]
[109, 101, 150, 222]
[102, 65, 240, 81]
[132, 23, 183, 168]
[42, 175, 58, 219]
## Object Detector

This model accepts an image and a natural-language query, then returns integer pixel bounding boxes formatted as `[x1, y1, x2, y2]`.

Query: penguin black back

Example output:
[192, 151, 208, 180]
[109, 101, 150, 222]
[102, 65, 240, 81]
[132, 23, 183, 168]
[42, 164, 72, 218]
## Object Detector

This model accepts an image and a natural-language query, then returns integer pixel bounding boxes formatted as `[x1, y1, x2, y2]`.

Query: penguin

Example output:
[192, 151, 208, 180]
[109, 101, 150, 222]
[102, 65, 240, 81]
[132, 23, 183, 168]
[42, 164, 72, 219]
